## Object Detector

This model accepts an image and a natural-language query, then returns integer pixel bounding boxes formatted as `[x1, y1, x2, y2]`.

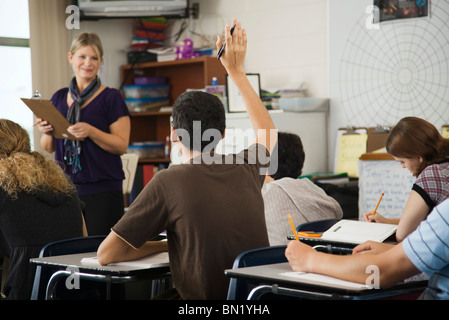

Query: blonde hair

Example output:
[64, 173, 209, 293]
[70, 32, 104, 62]
[0, 119, 76, 199]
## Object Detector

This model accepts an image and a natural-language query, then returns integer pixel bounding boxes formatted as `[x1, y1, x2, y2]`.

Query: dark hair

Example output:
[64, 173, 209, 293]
[270, 132, 305, 180]
[386, 116, 449, 175]
[172, 91, 226, 152]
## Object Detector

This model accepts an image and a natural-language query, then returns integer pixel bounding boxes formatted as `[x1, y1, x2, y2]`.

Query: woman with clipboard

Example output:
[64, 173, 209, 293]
[38, 33, 130, 236]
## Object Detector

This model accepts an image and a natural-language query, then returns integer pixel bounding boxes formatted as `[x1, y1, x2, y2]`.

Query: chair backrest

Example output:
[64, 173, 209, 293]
[227, 245, 287, 300]
[31, 235, 106, 300]
[296, 218, 340, 233]
[121, 153, 139, 195]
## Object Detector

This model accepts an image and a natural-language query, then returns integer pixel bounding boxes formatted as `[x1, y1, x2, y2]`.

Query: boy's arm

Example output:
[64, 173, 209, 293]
[97, 231, 167, 266]
[217, 21, 277, 154]
[285, 240, 419, 288]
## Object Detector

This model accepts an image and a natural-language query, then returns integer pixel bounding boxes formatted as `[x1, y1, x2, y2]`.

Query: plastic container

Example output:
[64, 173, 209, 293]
[127, 141, 165, 159]
[123, 83, 170, 99]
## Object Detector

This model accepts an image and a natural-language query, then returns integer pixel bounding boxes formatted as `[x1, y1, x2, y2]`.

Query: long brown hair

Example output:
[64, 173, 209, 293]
[0, 119, 76, 199]
[386, 117, 449, 175]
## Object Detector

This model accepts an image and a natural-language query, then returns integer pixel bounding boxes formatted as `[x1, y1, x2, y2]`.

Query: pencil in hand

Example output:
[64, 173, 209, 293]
[372, 192, 384, 216]
[287, 212, 299, 241]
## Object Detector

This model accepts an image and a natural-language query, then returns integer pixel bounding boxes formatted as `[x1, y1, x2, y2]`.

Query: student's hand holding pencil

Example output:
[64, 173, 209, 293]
[216, 19, 246, 75]
[285, 240, 317, 273]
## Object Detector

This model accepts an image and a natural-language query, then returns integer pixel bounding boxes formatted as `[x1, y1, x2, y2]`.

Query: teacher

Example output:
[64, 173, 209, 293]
[39, 32, 131, 236]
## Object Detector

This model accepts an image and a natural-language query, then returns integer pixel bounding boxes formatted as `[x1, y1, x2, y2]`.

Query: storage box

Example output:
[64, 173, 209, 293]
[127, 142, 165, 159]
[123, 84, 170, 99]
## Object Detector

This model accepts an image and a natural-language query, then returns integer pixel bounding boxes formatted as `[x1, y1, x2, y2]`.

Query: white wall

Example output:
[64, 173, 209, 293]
[188, 0, 328, 97]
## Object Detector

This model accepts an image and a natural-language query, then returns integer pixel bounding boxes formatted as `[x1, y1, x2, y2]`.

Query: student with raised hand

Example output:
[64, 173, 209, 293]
[363, 117, 449, 241]
[286, 198, 449, 300]
[37, 32, 131, 236]
[262, 132, 343, 245]
[0, 119, 86, 300]
[97, 20, 277, 300]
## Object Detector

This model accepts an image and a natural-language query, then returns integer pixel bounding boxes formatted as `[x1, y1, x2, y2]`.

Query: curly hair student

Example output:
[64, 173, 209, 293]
[364, 116, 449, 241]
[0, 119, 86, 300]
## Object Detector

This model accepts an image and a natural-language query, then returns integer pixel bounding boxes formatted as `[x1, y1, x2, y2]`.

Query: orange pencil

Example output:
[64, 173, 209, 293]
[372, 192, 384, 215]
[287, 212, 299, 241]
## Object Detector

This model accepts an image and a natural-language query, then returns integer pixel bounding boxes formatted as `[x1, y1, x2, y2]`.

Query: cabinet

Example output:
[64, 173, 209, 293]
[120, 56, 227, 163]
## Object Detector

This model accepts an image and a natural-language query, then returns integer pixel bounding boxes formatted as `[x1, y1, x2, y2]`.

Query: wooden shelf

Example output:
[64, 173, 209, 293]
[122, 55, 227, 159]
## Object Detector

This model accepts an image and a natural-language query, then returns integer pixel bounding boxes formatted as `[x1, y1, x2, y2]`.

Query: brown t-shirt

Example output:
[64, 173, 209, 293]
[112, 144, 270, 299]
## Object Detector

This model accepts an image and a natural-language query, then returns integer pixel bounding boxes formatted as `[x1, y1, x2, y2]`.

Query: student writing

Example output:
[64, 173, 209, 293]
[286, 198, 449, 300]
[363, 117, 449, 241]
[262, 132, 342, 245]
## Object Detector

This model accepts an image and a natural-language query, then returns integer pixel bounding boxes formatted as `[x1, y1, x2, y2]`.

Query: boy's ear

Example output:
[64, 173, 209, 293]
[171, 126, 179, 142]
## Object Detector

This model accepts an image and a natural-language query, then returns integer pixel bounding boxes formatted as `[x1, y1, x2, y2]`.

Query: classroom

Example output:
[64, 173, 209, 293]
[1, 0, 448, 308]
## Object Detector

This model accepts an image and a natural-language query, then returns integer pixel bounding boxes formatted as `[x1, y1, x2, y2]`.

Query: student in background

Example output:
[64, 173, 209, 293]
[97, 20, 277, 300]
[0, 119, 86, 300]
[286, 198, 449, 300]
[38, 32, 130, 236]
[363, 117, 449, 241]
[262, 132, 343, 245]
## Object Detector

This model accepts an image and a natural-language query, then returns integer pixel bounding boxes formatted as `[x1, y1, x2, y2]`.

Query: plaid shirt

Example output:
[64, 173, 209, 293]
[413, 159, 449, 210]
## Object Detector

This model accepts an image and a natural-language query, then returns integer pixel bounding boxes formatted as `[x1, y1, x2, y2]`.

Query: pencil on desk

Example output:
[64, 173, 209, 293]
[372, 192, 384, 215]
[287, 212, 299, 241]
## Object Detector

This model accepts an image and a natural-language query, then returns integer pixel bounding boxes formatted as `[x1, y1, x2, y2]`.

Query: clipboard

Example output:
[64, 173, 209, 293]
[21, 98, 80, 140]
[367, 125, 391, 153]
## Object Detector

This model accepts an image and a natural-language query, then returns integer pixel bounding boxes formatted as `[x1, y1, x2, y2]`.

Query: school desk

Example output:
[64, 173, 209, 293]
[30, 251, 170, 300]
[225, 262, 427, 300]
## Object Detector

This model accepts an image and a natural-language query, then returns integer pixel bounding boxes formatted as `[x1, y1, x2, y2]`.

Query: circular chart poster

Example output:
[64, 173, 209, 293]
[337, 1, 449, 127]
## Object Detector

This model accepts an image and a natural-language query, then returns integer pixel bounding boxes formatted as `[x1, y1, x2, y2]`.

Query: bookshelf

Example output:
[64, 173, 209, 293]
[121, 56, 227, 163]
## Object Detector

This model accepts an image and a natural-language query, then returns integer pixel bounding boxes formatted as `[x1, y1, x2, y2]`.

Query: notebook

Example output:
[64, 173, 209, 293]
[300, 220, 397, 245]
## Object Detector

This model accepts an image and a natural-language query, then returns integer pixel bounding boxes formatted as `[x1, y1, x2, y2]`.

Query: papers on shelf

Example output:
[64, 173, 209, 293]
[81, 251, 169, 268]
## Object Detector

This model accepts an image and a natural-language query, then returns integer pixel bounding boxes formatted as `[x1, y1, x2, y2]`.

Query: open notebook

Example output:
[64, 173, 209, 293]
[298, 220, 397, 245]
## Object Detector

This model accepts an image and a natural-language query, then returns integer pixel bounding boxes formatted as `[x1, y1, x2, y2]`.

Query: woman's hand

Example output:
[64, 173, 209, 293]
[67, 122, 92, 140]
[36, 118, 54, 135]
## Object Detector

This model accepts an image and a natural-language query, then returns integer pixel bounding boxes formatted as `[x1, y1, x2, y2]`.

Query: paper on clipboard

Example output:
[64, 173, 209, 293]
[21, 98, 80, 140]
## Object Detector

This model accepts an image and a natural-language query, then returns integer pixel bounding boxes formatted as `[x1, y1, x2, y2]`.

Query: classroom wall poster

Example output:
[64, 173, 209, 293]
[374, 0, 429, 22]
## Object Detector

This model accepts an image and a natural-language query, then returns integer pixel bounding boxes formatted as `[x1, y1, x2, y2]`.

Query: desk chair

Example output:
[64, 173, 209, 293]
[296, 218, 340, 233]
[30, 236, 106, 300]
[296, 218, 353, 254]
[121, 153, 139, 207]
[227, 245, 288, 300]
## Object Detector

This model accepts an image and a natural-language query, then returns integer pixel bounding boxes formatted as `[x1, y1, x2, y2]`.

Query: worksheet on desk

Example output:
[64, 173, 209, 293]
[280, 271, 369, 290]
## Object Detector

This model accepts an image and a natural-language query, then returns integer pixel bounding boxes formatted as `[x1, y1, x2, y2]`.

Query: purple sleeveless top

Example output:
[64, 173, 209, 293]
[51, 87, 130, 196]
